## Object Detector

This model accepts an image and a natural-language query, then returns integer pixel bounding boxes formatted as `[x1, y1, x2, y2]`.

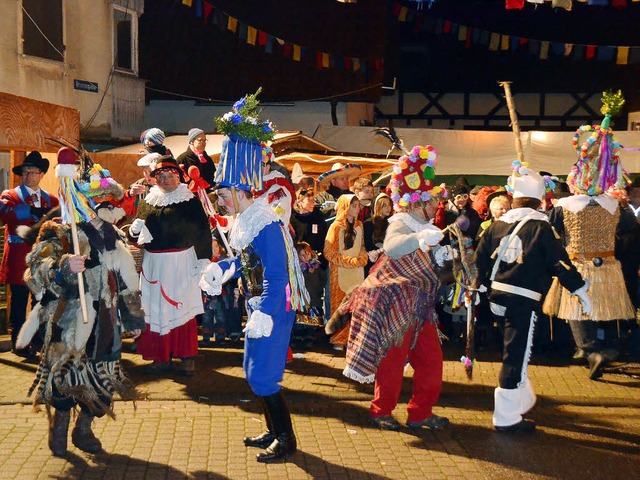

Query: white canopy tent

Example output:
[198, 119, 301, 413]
[312, 125, 640, 176]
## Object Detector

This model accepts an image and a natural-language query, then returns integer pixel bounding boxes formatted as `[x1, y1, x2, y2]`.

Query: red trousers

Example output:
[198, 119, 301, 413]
[370, 322, 443, 423]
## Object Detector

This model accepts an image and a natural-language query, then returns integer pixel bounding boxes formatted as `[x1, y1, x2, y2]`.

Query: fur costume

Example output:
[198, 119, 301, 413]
[20, 219, 145, 417]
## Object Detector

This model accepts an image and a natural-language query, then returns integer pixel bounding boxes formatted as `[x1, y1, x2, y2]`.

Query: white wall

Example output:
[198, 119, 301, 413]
[144, 100, 347, 137]
[0, 0, 144, 140]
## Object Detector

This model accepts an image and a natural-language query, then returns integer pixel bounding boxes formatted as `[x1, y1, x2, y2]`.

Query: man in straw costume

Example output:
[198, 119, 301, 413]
[327, 144, 453, 432]
[548, 91, 635, 380]
[17, 147, 145, 456]
[474, 162, 591, 433]
[200, 89, 309, 463]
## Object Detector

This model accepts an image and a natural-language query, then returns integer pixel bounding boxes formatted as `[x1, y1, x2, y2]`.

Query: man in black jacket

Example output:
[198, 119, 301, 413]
[474, 166, 591, 433]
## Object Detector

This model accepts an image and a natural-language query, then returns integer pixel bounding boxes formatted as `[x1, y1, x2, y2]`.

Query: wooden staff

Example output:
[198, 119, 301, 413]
[68, 200, 90, 324]
[499, 81, 525, 163]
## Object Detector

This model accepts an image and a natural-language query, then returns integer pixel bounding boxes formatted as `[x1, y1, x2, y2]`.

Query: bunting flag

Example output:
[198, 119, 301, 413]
[180, 1, 382, 75]
[508, 0, 637, 9]
[393, 1, 640, 65]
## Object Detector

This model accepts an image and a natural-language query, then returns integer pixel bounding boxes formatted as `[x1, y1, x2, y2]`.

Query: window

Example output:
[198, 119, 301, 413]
[113, 6, 137, 73]
[22, 0, 64, 61]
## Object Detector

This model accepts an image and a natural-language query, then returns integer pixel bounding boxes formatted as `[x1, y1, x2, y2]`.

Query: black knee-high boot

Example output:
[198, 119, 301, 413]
[256, 391, 297, 463]
[244, 396, 275, 448]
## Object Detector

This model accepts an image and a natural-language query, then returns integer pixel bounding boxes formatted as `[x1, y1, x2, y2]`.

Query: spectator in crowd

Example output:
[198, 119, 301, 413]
[291, 187, 328, 268]
[352, 177, 375, 222]
[0, 151, 59, 357]
[140, 127, 170, 156]
[315, 163, 362, 220]
[129, 156, 212, 376]
[476, 188, 511, 241]
[324, 195, 369, 346]
[176, 128, 217, 189]
[17, 147, 144, 456]
[445, 184, 481, 242]
[363, 193, 393, 275]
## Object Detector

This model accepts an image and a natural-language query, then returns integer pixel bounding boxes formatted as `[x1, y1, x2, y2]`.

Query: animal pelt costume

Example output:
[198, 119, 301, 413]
[18, 219, 145, 417]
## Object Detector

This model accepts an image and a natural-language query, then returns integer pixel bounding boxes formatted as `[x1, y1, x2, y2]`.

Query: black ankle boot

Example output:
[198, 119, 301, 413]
[244, 396, 275, 448]
[256, 391, 297, 463]
[49, 409, 70, 457]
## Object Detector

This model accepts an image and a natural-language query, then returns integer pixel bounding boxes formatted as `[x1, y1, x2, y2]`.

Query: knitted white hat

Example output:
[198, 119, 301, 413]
[508, 165, 545, 200]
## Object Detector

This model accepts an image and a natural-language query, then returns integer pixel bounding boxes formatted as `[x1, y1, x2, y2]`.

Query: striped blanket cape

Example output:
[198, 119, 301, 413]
[340, 248, 441, 383]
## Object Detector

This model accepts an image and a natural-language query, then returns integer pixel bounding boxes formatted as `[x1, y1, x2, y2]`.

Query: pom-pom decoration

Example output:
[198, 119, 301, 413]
[388, 144, 444, 211]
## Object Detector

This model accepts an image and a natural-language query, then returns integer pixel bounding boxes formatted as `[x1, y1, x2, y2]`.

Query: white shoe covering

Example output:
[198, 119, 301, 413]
[493, 380, 537, 427]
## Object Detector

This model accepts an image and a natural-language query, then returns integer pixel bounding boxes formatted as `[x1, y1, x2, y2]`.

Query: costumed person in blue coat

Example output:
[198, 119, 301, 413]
[200, 89, 309, 463]
[474, 163, 592, 433]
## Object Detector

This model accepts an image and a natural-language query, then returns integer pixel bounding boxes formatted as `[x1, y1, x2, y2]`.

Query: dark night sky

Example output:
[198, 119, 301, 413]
[140, 0, 640, 105]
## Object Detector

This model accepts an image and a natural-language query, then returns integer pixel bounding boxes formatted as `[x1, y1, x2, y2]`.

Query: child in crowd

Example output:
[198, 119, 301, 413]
[200, 237, 243, 346]
[353, 177, 375, 222]
[290, 242, 327, 348]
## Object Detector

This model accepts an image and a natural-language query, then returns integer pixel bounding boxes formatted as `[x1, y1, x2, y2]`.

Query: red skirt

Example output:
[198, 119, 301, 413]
[137, 317, 198, 363]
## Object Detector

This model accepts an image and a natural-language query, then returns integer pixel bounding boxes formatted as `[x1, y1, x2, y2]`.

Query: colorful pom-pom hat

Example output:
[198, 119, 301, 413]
[79, 163, 124, 205]
[388, 145, 447, 211]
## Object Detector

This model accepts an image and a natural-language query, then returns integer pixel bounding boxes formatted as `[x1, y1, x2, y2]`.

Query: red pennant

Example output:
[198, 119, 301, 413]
[392, 3, 401, 16]
[203, 1, 214, 24]
[258, 30, 267, 46]
[586, 45, 596, 59]
[443, 21, 452, 34]
[466, 27, 473, 49]
[506, 0, 525, 9]
[316, 51, 323, 69]
[282, 42, 292, 58]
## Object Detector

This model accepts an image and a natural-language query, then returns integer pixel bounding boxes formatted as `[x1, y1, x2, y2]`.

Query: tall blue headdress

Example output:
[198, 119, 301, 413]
[214, 88, 275, 191]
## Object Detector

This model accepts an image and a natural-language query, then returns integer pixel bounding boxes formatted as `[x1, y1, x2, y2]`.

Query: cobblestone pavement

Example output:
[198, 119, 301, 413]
[1, 341, 639, 480]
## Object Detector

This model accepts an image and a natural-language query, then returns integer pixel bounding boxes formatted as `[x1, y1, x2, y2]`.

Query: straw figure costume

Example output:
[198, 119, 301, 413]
[548, 91, 635, 380]
[129, 156, 212, 375]
[0, 151, 59, 356]
[17, 147, 145, 457]
[474, 163, 591, 433]
[327, 145, 453, 432]
[200, 89, 309, 463]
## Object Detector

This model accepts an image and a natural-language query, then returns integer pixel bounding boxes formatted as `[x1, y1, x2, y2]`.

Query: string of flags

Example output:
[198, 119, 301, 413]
[507, 0, 640, 11]
[179, 0, 383, 75]
[393, 2, 640, 64]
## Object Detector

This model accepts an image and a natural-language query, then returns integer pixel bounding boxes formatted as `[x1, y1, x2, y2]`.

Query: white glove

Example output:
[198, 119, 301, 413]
[572, 280, 592, 317]
[433, 245, 454, 266]
[199, 262, 236, 296]
[243, 310, 274, 339]
[477, 284, 488, 293]
[417, 227, 444, 252]
[130, 218, 145, 236]
[367, 249, 381, 263]
[192, 258, 211, 277]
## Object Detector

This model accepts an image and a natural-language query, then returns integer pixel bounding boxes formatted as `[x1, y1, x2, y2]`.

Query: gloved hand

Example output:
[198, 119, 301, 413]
[572, 280, 593, 317]
[130, 218, 145, 236]
[199, 262, 236, 296]
[433, 245, 455, 266]
[243, 310, 274, 339]
[367, 249, 382, 263]
[417, 226, 444, 252]
[30, 206, 49, 219]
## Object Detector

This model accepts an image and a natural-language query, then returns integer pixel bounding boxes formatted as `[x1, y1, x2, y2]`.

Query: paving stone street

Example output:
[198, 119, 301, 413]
[1, 340, 639, 479]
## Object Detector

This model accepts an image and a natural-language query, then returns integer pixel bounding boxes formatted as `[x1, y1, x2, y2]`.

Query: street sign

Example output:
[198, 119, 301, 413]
[73, 79, 99, 93]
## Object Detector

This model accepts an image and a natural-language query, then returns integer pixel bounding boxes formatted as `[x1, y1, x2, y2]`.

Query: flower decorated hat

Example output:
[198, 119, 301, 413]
[568, 90, 630, 196]
[214, 88, 275, 191]
[388, 145, 447, 211]
[78, 163, 124, 205]
[506, 160, 545, 200]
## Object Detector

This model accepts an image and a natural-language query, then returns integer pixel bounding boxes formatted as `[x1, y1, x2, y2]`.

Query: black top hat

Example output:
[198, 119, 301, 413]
[486, 186, 510, 209]
[12, 151, 49, 175]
